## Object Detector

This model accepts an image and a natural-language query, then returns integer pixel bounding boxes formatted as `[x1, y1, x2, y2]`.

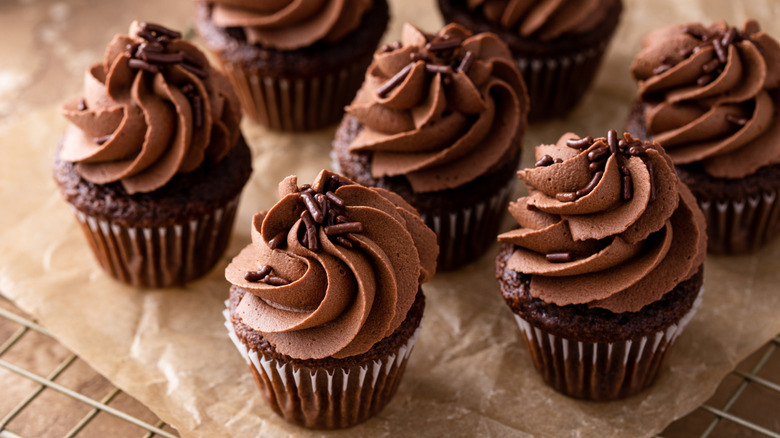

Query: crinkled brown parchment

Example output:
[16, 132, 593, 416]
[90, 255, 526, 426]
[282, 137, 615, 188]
[1, 0, 780, 437]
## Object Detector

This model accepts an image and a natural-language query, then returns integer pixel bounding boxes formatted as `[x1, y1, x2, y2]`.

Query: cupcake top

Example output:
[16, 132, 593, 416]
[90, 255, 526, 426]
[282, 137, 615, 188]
[498, 130, 706, 313]
[225, 170, 438, 360]
[60, 22, 241, 194]
[206, 0, 372, 49]
[345, 23, 529, 193]
[466, 0, 619, 41]
[631, 20, 780, 179]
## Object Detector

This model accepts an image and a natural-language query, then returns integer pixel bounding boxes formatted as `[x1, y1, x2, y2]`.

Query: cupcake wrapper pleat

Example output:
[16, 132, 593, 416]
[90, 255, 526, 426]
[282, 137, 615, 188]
[222, 60, 370, 132]
[517, 44, 607, 121]
[513, 289, 703, 401]
[223, 307, 422, 429]
[420, 180, 514, 271]
[699, 190, 780, 254]
[70, 196, 240, 288]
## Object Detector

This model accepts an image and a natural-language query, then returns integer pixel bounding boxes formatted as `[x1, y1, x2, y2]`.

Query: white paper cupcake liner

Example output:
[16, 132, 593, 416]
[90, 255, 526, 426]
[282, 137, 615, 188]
[223, 305, 422, 429]
[513, 289, 703, 400]
[222, 60, 369, 132]
[699, 189, 780, 254]
[70, 196, 240, 288]
[420, 180, 515, 271]
[517, 43, 608, 120]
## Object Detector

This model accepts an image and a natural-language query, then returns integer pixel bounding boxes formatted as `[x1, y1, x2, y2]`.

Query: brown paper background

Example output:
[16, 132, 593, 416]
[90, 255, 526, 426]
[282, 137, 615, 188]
[2, 0, 780, 436]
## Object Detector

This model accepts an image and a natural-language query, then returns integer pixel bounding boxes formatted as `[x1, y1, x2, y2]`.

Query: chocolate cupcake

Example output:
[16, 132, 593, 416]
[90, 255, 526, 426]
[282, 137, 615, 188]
[53, 22, 251, 288]
[333, 23, 529, 271]
[627, 20, 780, 254]
[194, 0, 389, 131]
[496, 130, 707, 400]
[224, 170, 438, 429]
[437, 0, 622, 120]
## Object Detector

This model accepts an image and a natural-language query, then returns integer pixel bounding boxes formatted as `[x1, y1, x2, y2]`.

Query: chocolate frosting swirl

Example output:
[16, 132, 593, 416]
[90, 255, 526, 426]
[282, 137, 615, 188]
[60, 22, 241, 194]
[206, 0, 372, 49]
[346, 23, 528, 193]
[498, 131, 706, 313]
[630, 20, 780, 179]
[225, 170, 438, 359]
[466, 0, 618, 41]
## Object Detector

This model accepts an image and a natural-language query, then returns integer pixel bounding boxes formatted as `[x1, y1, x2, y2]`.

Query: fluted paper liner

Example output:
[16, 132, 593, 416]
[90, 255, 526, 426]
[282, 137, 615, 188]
[699, 190, 780, 254]
[6, 1, 780, 437]
[420, 181, 514, 271]
[69, 196, 240, 288]
[514, 290, 703, 400]
[222, 60, 371, 131]
[519, 44, 610, 120]
[223, 306, 421, 429]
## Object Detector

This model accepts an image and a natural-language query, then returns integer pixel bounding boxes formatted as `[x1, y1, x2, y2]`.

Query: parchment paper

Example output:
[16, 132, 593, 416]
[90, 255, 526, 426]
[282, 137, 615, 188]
[2, 1, 780, 437]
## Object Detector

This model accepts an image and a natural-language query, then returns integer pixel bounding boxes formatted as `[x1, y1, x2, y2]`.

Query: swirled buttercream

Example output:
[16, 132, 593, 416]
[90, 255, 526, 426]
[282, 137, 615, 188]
[630, 20, 780, 179]
[498, 131, 706, 313]
[225, 170, 438, 359]
[60, 22, 241, 194]
[206, 0, 372, 49]
[466, 0, 618, 41]
[345, 23, 528, 193]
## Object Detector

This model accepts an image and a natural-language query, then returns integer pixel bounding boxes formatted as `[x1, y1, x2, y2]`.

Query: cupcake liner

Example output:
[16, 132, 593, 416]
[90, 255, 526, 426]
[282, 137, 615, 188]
[420, 179, 515, 271]
[70, 196, 241, 288]
[223, 306, 422, 429]
[517, 44, 608, 120]
[513, 289, 703, 401]
[699, 190, 780, 254]
[222, 60, 370, 132]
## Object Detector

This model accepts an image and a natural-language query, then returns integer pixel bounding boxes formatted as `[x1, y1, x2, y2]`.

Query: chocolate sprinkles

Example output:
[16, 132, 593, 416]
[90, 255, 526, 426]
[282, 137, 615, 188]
[268, 231, 286, 250]
[244, 265, 272, 282]
[535, 155, 554, 167]
[554, 130, 661, 205]
[726, 114, 748, 126]
[299, 191, 324, 224]
[546, 252, 573, 263]
[607, 129, 618, 155]
[556, 192, 577, 202]
[377, 62, 414, 98]
[575, 171, 603, 198]
[264, 175, 365, 260]
[566, 136, 593, 149]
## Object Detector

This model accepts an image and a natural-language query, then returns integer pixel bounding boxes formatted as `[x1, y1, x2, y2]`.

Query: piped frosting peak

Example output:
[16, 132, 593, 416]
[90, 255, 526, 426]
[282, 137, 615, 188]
[467, 0, 619, 41]
[500, 130, 707, 313]
[346, 23, 529, 193]
[631, 20, 780, 178]
[207, 0, 372, 49]
[225, 170, 438, 359]
[61, 21, 241, 194]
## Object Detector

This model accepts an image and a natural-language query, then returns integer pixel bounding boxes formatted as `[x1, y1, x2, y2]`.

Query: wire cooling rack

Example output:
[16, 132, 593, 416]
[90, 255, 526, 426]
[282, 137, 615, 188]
[0, 295, 178, 438]
[0, 293, 778, 438]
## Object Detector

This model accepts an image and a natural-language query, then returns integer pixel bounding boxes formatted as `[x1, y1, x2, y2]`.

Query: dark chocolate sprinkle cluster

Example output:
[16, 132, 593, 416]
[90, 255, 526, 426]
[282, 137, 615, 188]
[245, 174, 364, 284]
[553, 129, 656, 203]
[534, 130, 659, 264]
[653, 20, 761, 87]
[377, 33, 475, 97]
[556, 129, 657, 204]
[123, 22, 207, 128]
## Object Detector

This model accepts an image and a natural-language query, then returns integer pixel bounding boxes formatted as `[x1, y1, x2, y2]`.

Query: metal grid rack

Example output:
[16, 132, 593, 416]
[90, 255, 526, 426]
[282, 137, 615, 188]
[1, 294, 778, 438]
[0, 296, 178, 438]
